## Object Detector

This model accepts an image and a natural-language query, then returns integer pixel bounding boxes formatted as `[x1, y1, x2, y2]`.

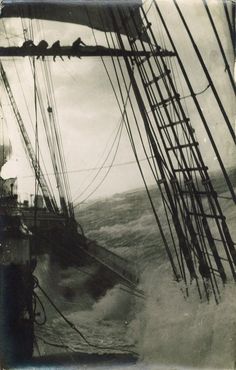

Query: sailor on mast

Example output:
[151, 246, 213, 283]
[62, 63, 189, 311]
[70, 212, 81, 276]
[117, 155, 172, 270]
[36, 40, 48, 60]
[70, 37, 86, 59]
[51, 40, 64, 62]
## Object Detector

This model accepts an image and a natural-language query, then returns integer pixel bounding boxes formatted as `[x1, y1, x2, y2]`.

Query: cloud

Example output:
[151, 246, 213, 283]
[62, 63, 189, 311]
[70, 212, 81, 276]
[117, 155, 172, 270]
[0, 0, 234, 203]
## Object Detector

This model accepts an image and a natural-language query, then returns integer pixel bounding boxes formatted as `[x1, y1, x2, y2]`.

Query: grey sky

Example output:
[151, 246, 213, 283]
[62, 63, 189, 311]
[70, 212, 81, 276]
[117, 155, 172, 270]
[0, 0, 235, 205]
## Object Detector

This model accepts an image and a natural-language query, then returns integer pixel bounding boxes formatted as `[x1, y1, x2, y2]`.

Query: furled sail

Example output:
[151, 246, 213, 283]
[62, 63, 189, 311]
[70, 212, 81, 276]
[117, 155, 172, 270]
[0, 0, 145, 38]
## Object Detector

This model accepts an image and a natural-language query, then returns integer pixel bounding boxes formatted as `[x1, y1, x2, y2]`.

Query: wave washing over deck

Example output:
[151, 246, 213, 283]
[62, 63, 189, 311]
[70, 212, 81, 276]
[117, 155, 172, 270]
[26, 169, 236, 370]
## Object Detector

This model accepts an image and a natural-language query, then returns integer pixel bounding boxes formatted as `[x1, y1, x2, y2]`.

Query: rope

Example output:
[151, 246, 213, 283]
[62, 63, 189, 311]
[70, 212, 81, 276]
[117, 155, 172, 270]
[181, 84, 211, 100]
[72, 113, 125, 204]
[34, 277, 138, 356]
[76, 114, 124, 205]
[33, 293, 47, 326]
[15, 156, 155, 178]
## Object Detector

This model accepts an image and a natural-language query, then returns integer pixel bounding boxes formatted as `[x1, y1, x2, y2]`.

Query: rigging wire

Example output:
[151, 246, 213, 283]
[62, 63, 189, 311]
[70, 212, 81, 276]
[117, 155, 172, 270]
[15, 156, 155, 178]
[71, 119, 133, 200]
[33, 55, 39, 228]
[152, 7, 206, 263]
[21, 18, 73, 215]
[72, 112, 125, 204]
[34, 276, 138, 356]
[173, 0, 235, 144]
[202, 0, 235, 94]
[110, 32, 179, 278]
[1, 19, 58, 206]
[38, 54, 71, 213]
[74, 111, 125, 205]
[43, 58, 73, 212]
[180, 84, 211, 100]
[222, 0, 235, 50]
[140, 4, 236, 292]
[88, 8, 184, 275]
[153, 1, 236, 279]
[142, 0, 154, 17]
[121, 7, 225, 296]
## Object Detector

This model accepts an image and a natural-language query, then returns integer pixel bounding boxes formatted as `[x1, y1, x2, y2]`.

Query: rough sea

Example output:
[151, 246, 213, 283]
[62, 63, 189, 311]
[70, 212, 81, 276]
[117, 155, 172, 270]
[30, 170, 236, 370]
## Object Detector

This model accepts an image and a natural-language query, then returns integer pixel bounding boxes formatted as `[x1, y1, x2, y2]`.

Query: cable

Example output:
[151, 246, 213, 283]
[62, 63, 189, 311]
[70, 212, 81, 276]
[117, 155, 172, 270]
[32, 291, 47, 326]
[34, 277, 138, 356]
[72, 114, 124, 204]
[14, 156, 155, 179]
[180, 84, 211, 100]
[73, 82, 131, 205]
[75, 121, 124, 205]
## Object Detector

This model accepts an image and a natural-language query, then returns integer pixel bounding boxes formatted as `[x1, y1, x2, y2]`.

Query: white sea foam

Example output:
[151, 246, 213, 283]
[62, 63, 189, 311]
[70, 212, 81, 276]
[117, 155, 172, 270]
[34, 187, 236, 368]
[128, 262, 236, 369]
[92, 284, 134, 321]
[91, 212, 157, 238]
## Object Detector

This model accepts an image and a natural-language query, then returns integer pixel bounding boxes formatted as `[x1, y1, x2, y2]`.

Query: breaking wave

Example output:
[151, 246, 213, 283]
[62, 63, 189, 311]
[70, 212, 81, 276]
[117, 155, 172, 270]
[92, 284, 134, 321]
[34, 180, 236, 368]
[131, 265, 236, 369]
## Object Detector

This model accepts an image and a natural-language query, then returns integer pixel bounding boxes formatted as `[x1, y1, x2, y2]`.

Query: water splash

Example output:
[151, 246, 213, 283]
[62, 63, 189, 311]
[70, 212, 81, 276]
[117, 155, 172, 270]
[129, 263, 236, 369]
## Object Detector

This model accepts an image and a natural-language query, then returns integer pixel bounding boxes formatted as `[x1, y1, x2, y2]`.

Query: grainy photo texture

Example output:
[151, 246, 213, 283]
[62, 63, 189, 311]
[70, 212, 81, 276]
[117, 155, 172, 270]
[0, 0, 235, 369]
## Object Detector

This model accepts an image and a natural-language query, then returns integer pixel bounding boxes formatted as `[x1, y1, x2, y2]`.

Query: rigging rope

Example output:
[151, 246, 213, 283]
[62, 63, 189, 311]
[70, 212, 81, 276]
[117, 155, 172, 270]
[75, 113, 124, 205]
[180, 84, 211, 100]
[1, 19, 57, 206]
[202, 0, 235, 94]
[72, 112, 125, 204]
[33, 56, 40, 228]
[33, 276, 138, 356]
[16, 156, 155, 178]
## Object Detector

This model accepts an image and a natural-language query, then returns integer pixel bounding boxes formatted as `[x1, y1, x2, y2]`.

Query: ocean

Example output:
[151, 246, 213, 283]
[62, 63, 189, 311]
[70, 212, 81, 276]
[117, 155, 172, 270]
[32, 172, 236, 370]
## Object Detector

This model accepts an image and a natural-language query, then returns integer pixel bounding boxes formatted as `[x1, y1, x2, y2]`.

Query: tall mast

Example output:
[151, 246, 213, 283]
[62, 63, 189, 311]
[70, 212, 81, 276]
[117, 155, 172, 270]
[0, 62, 58, 213]
[108, 3, 236, 302]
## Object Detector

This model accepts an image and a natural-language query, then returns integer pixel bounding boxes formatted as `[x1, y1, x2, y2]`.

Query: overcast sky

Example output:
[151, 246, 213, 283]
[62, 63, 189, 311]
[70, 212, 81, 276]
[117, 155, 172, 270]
[0, 0, 235, 206]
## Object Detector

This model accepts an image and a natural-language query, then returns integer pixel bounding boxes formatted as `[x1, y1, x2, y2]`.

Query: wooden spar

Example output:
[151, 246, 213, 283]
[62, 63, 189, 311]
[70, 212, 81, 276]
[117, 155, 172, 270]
[0, 45, 175, 58]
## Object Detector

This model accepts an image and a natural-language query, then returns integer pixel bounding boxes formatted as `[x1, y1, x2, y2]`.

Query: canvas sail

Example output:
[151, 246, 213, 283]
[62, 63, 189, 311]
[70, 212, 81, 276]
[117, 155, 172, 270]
[0, 0, 145, 38]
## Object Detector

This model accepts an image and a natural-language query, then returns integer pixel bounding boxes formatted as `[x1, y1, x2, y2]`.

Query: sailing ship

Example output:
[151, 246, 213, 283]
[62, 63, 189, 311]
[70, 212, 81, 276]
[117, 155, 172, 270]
[0, 0, 235, 366]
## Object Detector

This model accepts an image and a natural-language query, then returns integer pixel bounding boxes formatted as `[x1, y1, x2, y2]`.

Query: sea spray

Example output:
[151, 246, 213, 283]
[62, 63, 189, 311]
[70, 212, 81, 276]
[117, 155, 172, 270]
[128, 262, 236, 369]
[33, 186, 236, 364]
[92, 284, 135, 321]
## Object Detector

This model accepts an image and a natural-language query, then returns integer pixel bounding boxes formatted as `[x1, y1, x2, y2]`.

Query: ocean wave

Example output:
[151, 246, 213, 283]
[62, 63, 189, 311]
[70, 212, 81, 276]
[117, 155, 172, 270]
[88, 212, 158, 238]
[129, 263, 236, 369]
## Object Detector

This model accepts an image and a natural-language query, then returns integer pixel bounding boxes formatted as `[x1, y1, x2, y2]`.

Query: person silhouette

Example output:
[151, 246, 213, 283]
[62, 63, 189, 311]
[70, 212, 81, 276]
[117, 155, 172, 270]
[70, 37, 86, 58]
[36, 40, 48, 60]
[51, 40, 64, 62]
[72, 37, 86, 49]
[21, 40, 36, 57]
[22, 40, 35, 48]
